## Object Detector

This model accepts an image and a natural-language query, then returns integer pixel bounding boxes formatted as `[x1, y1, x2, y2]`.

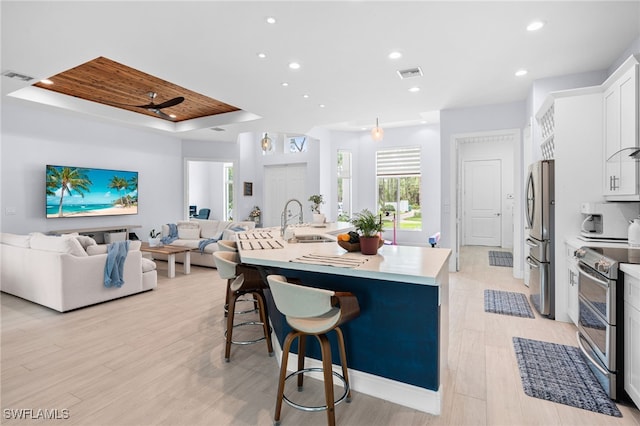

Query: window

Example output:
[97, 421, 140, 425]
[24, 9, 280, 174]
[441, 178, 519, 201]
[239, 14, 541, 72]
[376, 147, 421, 231]
[224, 163, 233, 220]
[337, 150, 352, 221]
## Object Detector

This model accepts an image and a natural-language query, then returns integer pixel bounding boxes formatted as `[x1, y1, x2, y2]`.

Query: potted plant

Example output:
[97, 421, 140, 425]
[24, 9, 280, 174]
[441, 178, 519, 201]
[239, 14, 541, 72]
[350, 209, 383, 255]
[149, 229, 162, 247]
[308, 194, 326, 224]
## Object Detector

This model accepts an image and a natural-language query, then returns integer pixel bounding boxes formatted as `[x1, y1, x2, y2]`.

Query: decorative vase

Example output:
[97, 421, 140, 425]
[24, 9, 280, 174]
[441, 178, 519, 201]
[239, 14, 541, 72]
[359, 236, 380, 255]
[313, 213, 326, 224]
[148, 237, 161, 247]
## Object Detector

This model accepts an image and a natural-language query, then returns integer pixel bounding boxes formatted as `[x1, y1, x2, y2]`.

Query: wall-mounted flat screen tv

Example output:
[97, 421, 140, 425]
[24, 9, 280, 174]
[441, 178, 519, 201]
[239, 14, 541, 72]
[46, 165, 138, 218]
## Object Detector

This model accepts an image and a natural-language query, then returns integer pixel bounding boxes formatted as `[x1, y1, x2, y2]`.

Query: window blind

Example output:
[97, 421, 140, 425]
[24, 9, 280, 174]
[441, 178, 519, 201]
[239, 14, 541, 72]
[376, 148, 421, 176]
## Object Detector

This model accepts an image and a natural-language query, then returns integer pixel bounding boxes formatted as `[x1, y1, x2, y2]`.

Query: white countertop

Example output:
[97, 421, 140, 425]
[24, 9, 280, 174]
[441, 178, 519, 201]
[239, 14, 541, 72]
[237, 225, 451, 286]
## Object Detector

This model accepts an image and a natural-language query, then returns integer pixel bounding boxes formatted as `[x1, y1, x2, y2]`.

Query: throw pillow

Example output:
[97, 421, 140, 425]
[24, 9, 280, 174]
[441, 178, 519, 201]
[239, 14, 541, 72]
[177, 221, 200, 240]
[30, 234, 88, 257]
[178, 227, 200, 240]
[86, 245, 107, 256]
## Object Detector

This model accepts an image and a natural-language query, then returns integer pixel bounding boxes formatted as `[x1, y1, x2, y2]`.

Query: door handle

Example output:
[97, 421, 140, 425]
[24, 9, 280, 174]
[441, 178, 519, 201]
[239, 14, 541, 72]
[495, 213, 501, 216]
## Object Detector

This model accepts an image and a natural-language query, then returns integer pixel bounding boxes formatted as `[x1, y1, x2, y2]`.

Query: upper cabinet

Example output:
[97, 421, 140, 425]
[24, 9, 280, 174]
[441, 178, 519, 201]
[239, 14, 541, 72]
[604, 56, 640, 200]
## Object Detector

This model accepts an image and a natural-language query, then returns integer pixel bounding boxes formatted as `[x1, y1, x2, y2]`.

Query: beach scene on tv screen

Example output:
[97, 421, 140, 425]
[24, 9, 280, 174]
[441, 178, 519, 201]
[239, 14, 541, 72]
[46, 165, 138, 218]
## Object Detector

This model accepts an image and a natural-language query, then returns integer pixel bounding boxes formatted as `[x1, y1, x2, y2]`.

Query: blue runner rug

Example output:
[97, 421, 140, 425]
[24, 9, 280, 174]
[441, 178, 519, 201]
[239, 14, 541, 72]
[484, 290, 534, 319]
[513, 337, 621, 417]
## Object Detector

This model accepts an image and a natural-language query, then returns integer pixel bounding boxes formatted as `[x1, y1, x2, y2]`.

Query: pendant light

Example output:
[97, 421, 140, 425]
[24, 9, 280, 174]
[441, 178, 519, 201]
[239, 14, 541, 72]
[261, 132, 272, 154]
[371, 118, 384, 141]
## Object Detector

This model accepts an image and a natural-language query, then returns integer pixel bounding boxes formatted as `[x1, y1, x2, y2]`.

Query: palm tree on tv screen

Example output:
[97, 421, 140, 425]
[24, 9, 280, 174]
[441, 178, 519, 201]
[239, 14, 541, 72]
[128, 175, 138, 204]
[46, 166, 92, 217]
[108, 176, 130, 207]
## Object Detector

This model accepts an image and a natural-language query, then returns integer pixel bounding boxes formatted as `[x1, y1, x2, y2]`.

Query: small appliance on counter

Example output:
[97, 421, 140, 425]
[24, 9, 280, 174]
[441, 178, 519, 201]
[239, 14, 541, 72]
[580, 202, 640, 241]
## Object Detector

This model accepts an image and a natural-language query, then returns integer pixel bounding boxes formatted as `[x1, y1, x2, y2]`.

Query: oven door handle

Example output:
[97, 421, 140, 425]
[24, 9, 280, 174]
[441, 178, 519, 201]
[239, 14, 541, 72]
[576, 331, 609, 376]
[577, 263, 610, 288]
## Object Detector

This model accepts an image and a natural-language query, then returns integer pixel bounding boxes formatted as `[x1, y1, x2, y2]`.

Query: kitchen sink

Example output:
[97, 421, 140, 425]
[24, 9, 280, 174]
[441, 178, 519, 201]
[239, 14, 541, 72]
[293, 234, 334, 243]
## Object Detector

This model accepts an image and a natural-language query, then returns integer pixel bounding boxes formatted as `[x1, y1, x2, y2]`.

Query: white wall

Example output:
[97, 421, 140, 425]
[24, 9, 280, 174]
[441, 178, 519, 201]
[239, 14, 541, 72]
[440, 101, 526, 269]
[187, 160, 225, 220]
[1, 103, 183, 240]
[328, 124, 441, 246]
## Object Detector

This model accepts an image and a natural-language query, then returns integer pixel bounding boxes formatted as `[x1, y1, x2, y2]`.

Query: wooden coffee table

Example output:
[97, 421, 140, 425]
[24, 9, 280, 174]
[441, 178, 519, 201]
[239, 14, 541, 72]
[140, 242, 194, 278]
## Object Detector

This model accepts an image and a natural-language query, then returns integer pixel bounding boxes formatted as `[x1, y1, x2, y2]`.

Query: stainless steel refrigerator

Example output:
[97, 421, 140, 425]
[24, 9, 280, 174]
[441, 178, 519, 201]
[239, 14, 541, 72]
[525, 160, 555, 318]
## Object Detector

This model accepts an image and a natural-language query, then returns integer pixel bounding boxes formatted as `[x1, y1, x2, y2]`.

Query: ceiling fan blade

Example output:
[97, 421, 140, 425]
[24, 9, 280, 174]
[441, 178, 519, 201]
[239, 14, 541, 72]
[151, 109, 175, 120]
[154, 96, 184, 109]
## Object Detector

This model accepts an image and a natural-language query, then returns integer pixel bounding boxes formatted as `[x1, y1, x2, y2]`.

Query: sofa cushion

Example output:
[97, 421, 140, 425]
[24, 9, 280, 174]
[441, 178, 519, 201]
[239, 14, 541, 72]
[30, 233, 88, 257]
[177, 221, 200, 240]
[86, 240, 142, 256]
[191, 219, 222, 239]
[168, 239, 200, 249]
[0, 233, 31, 248]
[141, 258, 157, 272]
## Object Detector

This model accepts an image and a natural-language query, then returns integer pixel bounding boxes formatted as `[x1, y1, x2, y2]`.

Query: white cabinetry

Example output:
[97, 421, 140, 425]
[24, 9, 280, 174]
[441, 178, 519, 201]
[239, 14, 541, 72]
[565, 241, 580, 325]
[604, 57, 640, 200]
[624, 273, 640, 408]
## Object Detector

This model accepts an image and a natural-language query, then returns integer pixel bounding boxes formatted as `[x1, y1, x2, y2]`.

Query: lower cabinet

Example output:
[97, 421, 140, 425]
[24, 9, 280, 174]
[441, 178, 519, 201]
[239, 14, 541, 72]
[625, 274, 640, 408]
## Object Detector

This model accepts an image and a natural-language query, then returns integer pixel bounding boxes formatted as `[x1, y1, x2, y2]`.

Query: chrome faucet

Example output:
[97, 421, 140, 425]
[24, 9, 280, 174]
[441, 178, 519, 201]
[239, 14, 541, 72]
[281, 198, 304, 237]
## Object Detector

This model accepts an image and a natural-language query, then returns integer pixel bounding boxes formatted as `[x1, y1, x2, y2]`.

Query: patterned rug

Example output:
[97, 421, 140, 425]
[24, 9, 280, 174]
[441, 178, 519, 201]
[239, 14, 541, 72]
[484, 290, 534, 319]
[513, 337, 621, 417]
[489, 250, 513, 267]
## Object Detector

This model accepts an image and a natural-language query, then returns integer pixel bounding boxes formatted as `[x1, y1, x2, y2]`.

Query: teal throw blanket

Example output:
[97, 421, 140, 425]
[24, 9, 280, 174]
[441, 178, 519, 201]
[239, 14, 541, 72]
[104, 240, 130, 288]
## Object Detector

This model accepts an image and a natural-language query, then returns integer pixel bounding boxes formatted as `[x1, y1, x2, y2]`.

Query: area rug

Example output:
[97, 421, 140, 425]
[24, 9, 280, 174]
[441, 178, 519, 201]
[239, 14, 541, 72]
[513, 337, 621, 417]
[484, 290, 534, 319]
[488, 250, 513, 267]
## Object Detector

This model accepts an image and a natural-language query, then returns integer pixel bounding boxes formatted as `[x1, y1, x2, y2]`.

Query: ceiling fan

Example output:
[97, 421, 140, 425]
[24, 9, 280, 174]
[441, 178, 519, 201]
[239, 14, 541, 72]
[118, 91, 184, 120]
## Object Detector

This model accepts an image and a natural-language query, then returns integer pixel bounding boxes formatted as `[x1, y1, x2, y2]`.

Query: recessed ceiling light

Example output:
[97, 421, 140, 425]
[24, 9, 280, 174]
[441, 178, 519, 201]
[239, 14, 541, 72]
[169, 114, 177, 119]
[527, 20, 545, 31]
[266, 17, 276, 24]
[40, 79, 54, 85]
[319, 104, 325, 108]
[281, 82, 289, 87]
[289, 62, 301, 70]
[257, 53, 267, 59]
[302, 94, 309, 99]
[388, 51, 402, 59]
[515, 69, 528, 77]
[408, 87, 420, 93]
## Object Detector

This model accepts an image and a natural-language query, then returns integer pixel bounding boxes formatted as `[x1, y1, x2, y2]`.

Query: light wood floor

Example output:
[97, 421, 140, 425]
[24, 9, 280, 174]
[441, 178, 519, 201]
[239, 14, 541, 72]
[2, 246, 639, 425]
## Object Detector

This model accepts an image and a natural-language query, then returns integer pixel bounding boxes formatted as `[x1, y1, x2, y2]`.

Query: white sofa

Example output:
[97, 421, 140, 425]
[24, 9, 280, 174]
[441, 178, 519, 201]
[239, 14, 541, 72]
[0, 232, 157, 312]
[154, 219, 256, 268]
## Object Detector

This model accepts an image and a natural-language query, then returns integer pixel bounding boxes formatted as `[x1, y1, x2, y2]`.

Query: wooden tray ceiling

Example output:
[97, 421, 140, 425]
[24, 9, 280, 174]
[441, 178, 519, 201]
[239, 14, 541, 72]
[32, 56, 240, 122]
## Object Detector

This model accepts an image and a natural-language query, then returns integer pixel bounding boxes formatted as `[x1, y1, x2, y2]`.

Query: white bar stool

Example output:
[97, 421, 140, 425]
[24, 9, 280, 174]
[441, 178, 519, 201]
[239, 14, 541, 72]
[267, 275, 360, 426]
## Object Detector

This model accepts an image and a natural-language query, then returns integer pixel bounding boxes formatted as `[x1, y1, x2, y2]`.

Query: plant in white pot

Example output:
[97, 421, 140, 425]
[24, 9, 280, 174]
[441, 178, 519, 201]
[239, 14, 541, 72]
[308, 194, 326, 224]
[350, 209, 383, 255]
[148, 229, 162, 247]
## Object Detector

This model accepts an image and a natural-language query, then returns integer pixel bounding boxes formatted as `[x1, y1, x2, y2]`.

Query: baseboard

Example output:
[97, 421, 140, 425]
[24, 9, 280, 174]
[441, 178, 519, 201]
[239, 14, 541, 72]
[271, 332, 442, 415]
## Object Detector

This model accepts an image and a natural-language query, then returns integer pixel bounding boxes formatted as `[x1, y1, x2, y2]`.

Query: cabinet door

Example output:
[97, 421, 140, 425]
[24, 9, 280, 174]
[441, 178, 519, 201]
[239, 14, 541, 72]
[625, 301, 640, 408]
[604, 65, 639, 199]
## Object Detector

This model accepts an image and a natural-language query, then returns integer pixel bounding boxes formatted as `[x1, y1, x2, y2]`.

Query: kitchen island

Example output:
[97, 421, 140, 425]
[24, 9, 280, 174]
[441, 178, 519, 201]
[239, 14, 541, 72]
[237, 225, 451, 415]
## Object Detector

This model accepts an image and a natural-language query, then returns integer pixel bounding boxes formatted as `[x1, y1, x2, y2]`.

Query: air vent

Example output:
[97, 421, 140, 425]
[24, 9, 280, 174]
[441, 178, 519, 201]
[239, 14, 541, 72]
[2, 70, 35, 82]
[210, 127, 225, 132]
[397, 67, 423, 80]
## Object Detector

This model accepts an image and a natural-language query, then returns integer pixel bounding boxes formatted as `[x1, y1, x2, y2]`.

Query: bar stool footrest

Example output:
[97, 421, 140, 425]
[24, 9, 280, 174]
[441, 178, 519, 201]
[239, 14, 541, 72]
[282, 367, 350, 412]
[224, 321, 272, 345]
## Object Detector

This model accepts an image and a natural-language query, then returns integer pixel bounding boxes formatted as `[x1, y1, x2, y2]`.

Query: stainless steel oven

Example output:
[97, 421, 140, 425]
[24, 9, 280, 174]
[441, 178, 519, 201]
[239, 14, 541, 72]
[575, 247, 625, 400]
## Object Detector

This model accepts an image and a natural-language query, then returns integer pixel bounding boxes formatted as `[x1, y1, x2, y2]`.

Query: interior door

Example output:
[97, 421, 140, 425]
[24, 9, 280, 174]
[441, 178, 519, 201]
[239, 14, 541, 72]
[463, 159, 502, 246]
[263, 164, 306, 227]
